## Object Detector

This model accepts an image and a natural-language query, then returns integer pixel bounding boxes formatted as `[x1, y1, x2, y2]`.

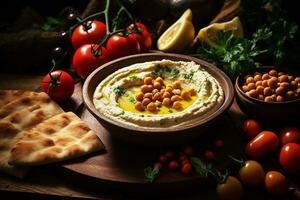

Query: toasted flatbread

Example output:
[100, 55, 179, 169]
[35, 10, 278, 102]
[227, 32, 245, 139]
[9, 112, 104, 166]
[0, 90, 36, 108]
[0, 92, 63, 178]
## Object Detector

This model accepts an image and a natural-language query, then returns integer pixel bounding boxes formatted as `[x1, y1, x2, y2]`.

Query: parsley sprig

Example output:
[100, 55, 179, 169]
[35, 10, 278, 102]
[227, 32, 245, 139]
[113, 86, 125, 95]
[144, 166, 159, 183]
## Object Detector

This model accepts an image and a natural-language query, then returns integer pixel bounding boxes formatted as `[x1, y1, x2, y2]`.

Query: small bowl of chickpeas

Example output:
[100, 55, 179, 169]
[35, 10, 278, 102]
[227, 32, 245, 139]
[235, 66, 300, 121]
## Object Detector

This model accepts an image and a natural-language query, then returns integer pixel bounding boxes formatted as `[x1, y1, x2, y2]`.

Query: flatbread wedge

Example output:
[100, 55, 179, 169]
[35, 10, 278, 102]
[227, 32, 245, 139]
[9, 112, 104, 166]
[0, 90, 36, 108]
[0, 92, 63, 178]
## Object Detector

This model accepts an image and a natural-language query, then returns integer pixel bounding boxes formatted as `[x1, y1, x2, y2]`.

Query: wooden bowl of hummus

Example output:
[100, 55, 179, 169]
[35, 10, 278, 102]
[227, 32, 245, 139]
[83, 53, 234, 145]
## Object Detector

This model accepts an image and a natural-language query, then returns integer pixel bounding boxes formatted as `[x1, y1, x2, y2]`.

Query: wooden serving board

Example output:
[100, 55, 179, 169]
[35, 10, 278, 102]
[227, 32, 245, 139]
[56, 84, 244, 194]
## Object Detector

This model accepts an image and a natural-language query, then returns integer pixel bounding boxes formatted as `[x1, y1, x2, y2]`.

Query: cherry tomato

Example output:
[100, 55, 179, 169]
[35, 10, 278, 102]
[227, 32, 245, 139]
[280, 127, 300, 145]
[168, 160, 179, 170]
[203, 150, 215, 161]
[164, 150, 174, 159]
[183, 146, 193, 155]
[245, 131, 279, 159]
[181, 163, 192, 174]
[127, 22, 152, 52]
[264, 171, 288, 196]
[279, 143, 300, 175]
[214, 139, 225, 148]
[72, 44, 110, 79]
[71, 20, 106, 49]
[179, 154, 188, 162]
[42, 70, 75, 103]
[242, 119, 261, 139]
[106, 33, 140, 59]
[216, 176, 243, 200]
[238, 160, 265, 187]
[159, 154, 168, 163]
[153, 162, 162, 170]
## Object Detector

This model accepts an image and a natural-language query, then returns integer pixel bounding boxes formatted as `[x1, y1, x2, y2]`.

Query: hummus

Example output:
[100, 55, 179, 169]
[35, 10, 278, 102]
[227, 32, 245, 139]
[93, 60, 224, 128]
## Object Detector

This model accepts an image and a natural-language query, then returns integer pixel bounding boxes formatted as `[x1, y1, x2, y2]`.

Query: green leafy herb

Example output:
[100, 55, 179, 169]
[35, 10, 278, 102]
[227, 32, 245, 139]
[129, 96, 137, 104]
[116, 110, 125, 116]
[114, 87, 125, 95]
[168, 109, 173, 113]
[153, 64, 172, 76]
[32, 17, 64, 32]
[170, 68, 180, 78]
[129, 75, 138, 80]
[190, 157, 214, 177]
[144, 166, 159, 183]
[184, 70, 196, 81]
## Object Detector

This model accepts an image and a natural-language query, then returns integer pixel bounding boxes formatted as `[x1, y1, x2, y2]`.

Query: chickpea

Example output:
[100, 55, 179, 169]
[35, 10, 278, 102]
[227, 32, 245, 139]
[255, 80, 263, 87]
[162, 98, 172, 106]
[262, 80, 269, 87]
[297, 88, 300, 95]
[276, 95, 285, 102]
[171, 95, 181, 102]
[271, 94, 277, 101]
[163, 92, 171, 98]
[288, 75, 294, 81]
[268, 77, 278, 88]
[290, 81, 297, 88]
[279, 75, 288, 82]
[160, 89, 166, 95]
[254, 74, 262, 82]
[141, 85, 149, 93]
[286, 91, 295, 100]
[278, 72, 285, 76]
[298, 83, 300, 88]
[172, 89, 181, 95]
[181, 91, 191, 100]
[254, 72, 262, 76]
[262, 73, 270, 80]
[153, 81, 162, 90]
[248, 83, 256, 90]
[134, 102, 144, 111]
[246, 76, 255, 84]
[256, 86, 264, 94]
[269, 69, 278, 77]
[275, 87, 285, 96]
[258, 94, 265, 101]
[172, 101, 183, 110]
[264, 87, 272, 96]
[147, 85, 154, 92]
[135, 93, 144, 101]
[294, 77, 300, 84]
[153, 92, 162, 101]
[155, 77, 164, 85]
[152, 89, 159, 94]
[280, 82, 289, 90]
[142, 98, 151, 106]
[248, 89, 257, 98]
[144, 93, 153, 100]
[144, 76, 153, 85]
[147, 102, 157, 112]
[154, 101, 162, 107]
[265, 96, 274, 102]
[166, 86, 173, 93]
[242, 85, 250, 93]
[186, 88, 195, 96]
[172, 81, 181, 89]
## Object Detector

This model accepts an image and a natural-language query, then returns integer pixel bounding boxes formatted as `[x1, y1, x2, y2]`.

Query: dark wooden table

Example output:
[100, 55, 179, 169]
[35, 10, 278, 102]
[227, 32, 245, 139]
[0, 73, 299, 200]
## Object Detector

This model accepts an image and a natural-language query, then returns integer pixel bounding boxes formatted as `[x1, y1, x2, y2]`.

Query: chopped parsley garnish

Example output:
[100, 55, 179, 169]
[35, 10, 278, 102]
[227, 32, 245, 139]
[170, 68, 180, 78]
[116, 110, 125, 116]
[184, 70, 196, 81]
[113, 87, 125, 95]
[129, 96, 137, 104]
[129, 75, 138, 80]
[154, 64, 172, 76]
[168, 109, 173, 113]
[144, 166, 159, 183]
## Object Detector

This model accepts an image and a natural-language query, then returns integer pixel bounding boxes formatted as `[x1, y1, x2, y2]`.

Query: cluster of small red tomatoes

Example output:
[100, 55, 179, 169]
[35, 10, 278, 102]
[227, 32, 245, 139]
[42, 20, 152, 103]
[71, 20, 152, 79]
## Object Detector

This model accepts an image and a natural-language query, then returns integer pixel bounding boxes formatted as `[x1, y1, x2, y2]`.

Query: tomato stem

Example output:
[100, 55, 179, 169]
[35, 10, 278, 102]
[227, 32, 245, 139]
[227, 155, 245, 168]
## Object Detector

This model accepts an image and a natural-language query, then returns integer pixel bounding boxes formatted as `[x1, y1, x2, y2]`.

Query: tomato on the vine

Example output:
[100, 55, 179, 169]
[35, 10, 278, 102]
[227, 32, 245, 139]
[264, 171, 289, 196]
[127, 22, 152, 52]
[71, 20, 106, 49]
[280, 127, 300, 145]
[279, 143, 300, 175]
[106, 33, 140, 59]
[42, 70, 75, 103]
[245, 131, 279, 159]
[238, 160, 265, 187]
[72, 44, 110, 79]
[216, 176, 243, 200]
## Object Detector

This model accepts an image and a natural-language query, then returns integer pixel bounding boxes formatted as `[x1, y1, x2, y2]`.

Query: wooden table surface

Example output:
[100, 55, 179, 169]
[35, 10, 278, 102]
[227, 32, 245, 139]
[0, 73, 299, 200]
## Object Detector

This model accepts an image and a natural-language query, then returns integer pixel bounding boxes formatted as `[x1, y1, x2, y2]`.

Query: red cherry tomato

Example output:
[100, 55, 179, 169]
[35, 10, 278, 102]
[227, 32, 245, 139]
[72, 44, 110, 79]
[183, 146, 193, 155]
[159, 154, 168, 163]
[279, 143, 300, 175]
[106, 33, 140, 59]
[42, 70, 75, 102]
[168, 160, 179, 170]
[214, 139, 225, 148]
[181, 163, 192, 174]
[203, 150, 215, 161]
[71, 20, 106, 49]
[242, 119, 261, 139]
[245, 131, 279, 159]
[127, 22, 152, 52]
[164, 150, 174, 159]
[264, 171, 289, 196]
[280, 127, 300, 145]
[153, 162, 162, 170]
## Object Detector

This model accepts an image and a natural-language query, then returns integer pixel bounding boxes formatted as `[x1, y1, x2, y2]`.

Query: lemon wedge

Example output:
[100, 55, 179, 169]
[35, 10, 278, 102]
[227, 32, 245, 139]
[157, 9, 195, 53]
[198, 17, 243, 48]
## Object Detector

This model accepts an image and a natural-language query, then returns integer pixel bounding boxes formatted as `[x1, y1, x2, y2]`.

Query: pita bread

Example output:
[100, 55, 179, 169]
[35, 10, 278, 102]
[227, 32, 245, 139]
[0, 92, 63, 178]
[0, 90, 36, 108]
[9, 112, 104, 166]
